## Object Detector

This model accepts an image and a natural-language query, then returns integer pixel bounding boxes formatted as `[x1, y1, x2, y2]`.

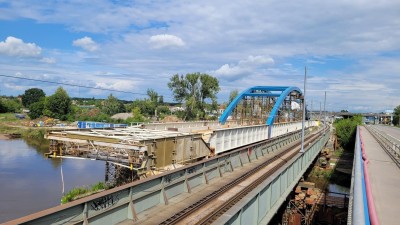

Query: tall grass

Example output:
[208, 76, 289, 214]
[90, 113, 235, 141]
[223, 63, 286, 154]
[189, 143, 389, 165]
[61, 182, 112, 204]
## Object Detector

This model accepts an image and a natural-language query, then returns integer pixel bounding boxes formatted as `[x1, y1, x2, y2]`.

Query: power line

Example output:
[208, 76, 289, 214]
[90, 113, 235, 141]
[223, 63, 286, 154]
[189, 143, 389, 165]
[0, 74, 148, 97]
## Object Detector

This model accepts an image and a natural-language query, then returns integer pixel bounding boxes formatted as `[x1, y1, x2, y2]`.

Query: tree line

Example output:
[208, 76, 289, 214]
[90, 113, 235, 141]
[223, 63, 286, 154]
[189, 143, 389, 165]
[0, 73, 224, 122]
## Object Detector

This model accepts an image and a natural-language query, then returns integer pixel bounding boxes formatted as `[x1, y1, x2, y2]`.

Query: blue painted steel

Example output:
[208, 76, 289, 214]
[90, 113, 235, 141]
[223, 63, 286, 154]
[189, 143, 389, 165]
[244, 93, 281, 97]
[77, 121, 127, 129]
[350, 127, 367, 225]
[219, 86, 302, 125]
[266, 87, 301, 125]
[361, 156, 371, 225]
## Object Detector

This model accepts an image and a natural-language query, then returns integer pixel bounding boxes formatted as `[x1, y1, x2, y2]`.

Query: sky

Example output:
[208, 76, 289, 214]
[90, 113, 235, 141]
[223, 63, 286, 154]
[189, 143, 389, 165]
[0, 0, 399, 112]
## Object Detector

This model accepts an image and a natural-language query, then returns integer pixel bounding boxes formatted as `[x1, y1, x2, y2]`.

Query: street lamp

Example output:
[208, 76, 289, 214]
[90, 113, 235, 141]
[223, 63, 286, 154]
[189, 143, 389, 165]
[300, 67, 307, 153]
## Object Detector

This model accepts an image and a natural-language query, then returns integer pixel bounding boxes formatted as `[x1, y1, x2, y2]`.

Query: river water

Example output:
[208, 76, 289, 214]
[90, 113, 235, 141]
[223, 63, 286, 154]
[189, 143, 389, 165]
[0, 139, 106, 223]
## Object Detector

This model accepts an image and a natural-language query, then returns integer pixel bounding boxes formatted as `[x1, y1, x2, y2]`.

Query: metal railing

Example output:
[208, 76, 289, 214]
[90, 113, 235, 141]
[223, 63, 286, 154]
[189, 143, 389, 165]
[365, 125, 400, 168]
[5, 128, 313, 225]
[348, 126, 367, 225]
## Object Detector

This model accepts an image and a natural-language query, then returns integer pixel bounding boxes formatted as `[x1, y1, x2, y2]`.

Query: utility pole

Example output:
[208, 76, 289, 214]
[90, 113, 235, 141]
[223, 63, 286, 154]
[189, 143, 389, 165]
[319, 102, 322, 121]
[323, 91, 327, 132]
[300, 67, 307, 153]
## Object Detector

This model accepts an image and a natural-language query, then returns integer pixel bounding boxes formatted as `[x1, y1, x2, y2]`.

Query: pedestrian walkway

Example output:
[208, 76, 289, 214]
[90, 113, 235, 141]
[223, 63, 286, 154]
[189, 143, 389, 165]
[360, 126, 400, 225]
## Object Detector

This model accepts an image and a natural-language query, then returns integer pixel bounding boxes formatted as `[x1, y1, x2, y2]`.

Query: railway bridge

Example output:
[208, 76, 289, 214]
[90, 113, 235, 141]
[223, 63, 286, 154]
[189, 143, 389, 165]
[5, 86, 334, 225]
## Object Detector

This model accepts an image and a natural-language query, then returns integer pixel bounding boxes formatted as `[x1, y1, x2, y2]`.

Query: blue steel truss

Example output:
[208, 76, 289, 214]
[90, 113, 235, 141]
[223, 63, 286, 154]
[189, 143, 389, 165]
[219, 86, 302, 125]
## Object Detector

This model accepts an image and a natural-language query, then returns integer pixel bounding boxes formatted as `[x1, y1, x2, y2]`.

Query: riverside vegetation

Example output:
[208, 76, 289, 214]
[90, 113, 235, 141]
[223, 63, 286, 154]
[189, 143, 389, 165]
[306, 116, 362, 189]
[61, 182, 113, 204]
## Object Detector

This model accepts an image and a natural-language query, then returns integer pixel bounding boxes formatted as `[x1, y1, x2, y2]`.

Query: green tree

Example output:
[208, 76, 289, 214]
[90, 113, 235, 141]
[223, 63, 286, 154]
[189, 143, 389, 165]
[130, 107, 145, 122]
[147, 88, 159, 104]
[44, 87, 72, 120]
[334, 115, 362, 150]
[74, 108, 110, 122]
[130, 99, 155, 117]
[198, 74, 219, 117]
[394, 105, 400, 126]
[101, 94, 125, 116]
[228, 89, 239, 104]
[168, 73, 220, 120]
[21, 88, 45, 107]
[0, 98, 22, 113]
[28, 100, 45, 119]
[156, 105, 171, 119]
[0, 100, 6, 113]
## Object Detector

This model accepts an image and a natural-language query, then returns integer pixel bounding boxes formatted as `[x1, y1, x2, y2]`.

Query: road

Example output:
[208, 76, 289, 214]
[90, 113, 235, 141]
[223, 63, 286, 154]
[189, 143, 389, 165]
[372, 125, 400, 144]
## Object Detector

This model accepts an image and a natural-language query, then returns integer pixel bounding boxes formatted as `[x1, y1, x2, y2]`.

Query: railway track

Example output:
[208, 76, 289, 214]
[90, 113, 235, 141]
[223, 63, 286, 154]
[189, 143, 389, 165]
[160, 129, 325, 225]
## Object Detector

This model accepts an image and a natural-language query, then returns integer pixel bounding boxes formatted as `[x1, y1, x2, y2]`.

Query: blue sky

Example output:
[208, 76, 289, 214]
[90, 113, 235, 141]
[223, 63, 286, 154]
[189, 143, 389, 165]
[0, 0, 399, 112]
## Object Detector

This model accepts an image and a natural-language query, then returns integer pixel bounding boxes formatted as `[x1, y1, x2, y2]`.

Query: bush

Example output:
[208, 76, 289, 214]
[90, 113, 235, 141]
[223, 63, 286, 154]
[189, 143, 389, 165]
[28, 101, 45, 119]
[0, 98, 22, 113]
[334, 115, 362, 150]
[61, 182, 111, 204]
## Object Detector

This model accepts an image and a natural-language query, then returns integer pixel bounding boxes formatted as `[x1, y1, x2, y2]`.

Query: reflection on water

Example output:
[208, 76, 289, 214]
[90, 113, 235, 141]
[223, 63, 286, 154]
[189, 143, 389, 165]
[328, 183, 350, 198]
[0, 139, 106, 223]
[328, 183, 350, 194]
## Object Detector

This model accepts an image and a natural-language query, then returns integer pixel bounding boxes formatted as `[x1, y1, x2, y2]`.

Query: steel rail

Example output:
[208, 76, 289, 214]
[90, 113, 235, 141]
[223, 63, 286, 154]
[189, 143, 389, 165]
[160, 129, 324, 225]
[4, 127, 312, 225]
[197, 132, 322, 225]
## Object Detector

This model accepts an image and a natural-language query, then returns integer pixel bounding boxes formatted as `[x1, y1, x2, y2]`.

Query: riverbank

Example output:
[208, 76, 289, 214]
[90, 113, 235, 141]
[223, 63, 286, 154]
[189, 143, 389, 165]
[0, 123, 49, 152]
[0, 133, 9, 140]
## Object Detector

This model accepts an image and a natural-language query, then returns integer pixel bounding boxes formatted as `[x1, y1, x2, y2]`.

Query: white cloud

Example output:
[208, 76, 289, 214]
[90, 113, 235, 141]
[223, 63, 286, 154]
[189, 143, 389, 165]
[0, 36, 41, 57]
[149, 34, 185, 49]
[73, 37, 98, 52]
[95, 80, 136, 91]
[40, 57, 56, 64]
[239, 55, 274, 66]
[0, 1, 400, 112]
[4, 82, 27, 91]
[213, 55, 274, 81]
[214, 64, 249, 79]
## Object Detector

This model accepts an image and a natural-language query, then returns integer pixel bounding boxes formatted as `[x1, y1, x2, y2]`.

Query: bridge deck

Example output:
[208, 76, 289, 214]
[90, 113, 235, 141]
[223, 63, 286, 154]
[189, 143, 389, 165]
[117, 140, 296, 225]
[361, 126, 400, 225]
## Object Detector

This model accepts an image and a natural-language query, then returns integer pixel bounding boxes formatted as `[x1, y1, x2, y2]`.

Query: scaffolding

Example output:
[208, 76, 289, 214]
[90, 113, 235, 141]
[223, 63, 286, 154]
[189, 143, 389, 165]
[230, 90, 304, 126]
[46, 126, 212, 178]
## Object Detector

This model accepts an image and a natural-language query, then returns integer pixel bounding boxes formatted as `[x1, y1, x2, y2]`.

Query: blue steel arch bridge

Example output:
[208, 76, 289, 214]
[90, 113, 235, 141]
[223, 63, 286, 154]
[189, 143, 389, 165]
[219, 86, 305, 126]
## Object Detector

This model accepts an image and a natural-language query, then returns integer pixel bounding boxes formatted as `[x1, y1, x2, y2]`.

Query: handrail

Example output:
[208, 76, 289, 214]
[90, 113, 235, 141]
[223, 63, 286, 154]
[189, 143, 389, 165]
[360, 129, 379, 225]
[350, 126, 367, 225]
[349, 126, 380, 225]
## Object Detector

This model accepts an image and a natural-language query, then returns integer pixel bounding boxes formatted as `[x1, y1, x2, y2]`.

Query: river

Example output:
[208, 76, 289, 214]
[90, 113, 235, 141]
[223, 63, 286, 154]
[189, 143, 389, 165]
[0, 139, 106, 223]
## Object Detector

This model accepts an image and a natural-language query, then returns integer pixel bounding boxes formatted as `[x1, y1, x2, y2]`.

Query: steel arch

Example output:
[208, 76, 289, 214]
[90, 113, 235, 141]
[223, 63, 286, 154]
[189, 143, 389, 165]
[219, 86, 302, 125]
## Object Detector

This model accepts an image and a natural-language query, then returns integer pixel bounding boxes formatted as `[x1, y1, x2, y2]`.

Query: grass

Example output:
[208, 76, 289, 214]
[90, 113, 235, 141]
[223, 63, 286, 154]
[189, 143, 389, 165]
[0, 124, 24, 134]
[61, 182, 112, 204]
[0, 114, 49, 151]
[0, 113, 22, 122]
[334, 147, 344, 158]
[0, 112, 48, 139]
[21, 128, 47, 140]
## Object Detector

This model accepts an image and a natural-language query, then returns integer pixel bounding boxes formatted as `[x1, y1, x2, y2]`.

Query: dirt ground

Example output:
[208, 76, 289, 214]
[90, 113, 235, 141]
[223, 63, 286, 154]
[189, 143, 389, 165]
[0, 134, 10, 140]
